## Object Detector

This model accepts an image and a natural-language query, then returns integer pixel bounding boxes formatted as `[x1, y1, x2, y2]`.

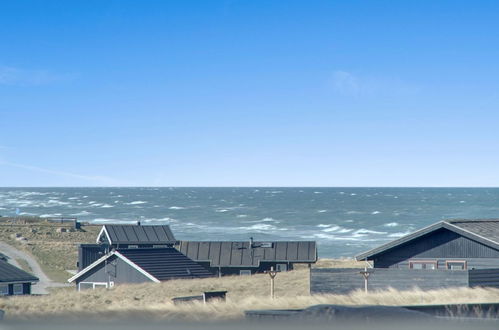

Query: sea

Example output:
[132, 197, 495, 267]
[1, 187, 499, 258]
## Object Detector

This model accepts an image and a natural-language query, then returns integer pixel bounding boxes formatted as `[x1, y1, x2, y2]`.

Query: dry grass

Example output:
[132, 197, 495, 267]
[0, 219, 99, 282]
[1, 269, 499, 320]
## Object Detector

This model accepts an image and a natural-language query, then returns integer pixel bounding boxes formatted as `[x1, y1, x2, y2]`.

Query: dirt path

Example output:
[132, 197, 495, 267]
[0, 241, 70, 294]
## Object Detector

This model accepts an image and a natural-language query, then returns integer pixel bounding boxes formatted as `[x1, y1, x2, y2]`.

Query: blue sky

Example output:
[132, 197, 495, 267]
[1, 1, 499, 186]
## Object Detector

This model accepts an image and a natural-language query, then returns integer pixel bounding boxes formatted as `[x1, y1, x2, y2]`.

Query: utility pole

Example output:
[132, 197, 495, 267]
[359, 259, 371, 293]
[267, 266, 278, 299]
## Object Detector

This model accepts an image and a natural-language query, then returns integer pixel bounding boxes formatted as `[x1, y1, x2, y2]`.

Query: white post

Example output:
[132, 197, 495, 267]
[268, 266, 277, 299]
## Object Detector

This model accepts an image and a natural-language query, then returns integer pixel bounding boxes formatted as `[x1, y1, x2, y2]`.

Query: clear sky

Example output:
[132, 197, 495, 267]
[1, 1, 499, 187]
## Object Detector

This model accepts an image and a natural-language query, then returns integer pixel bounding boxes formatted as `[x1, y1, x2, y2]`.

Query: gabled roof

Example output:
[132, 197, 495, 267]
[0, 260, 38, 283]
[97, 224, 176, 245]
[68, 247, 212, 283]
[118, 248, 213, 280]
[176, 241, 317, 267]
[356, 219, 499, 261]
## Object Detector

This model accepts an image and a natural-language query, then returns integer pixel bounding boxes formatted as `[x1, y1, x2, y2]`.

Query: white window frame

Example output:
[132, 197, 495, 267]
[13, 284, 23, 295]
[276, 264, 287, 272]
[446, 260, 467, 270]
[0, 284, 9, 295]
[78, 282, 109, 291]
[239, 270, 251, 276]
[409, 260, 438, 270]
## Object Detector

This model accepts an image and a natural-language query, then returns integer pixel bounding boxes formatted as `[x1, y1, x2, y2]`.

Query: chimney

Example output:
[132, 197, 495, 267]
[249, 237, 254, 248]
[137, 221, 141, 226]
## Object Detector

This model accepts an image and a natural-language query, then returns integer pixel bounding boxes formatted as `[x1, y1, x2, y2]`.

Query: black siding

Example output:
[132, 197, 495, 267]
[468, 268, 499, 288]
[78, 244, 107, 271]
[76, 255, 151, 286]
[311, 268, 470, 295]
[373, 228, 499, 269]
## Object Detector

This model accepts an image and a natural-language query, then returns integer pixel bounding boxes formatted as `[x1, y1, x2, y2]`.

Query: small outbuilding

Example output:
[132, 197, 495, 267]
[0, 260, 39, 295]
[68, 247, 213, 290]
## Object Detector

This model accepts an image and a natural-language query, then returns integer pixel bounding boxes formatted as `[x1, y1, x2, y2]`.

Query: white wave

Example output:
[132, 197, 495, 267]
[317, 224, 331, 228]
[71, 211, 92, 216]
[93, 218, 129, 223]
[100, 204, 114, 208]
[241, 224, 278, 231]
[39, 213, 62, 218]
[384, 222, 399, 227]
[353, 229, 387, 235]
[350, 193, 357, 196]
[169, 206, 186, 210]
[459, 200, 466, 203]
[236, 214, 248, 218]
[371, 211, 381, 215]
[126, 201, 147, 205]
[68, 197, 79, 200]
[314, 191, 323, 194]
[388, 231, 411, 238]
[215, 209, 229, 213]
[19, 212, 36, 216]
[322, 226, 353, 234]
[317, 210, 327, 213]
[346, 211, 362, 214]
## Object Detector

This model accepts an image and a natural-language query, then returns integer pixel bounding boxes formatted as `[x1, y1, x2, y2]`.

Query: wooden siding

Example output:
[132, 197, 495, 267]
[373, 228, 499, 269]
[310, 268, 469, 295]
[468, 268, 499, 288]
[76, 255, 151, 285]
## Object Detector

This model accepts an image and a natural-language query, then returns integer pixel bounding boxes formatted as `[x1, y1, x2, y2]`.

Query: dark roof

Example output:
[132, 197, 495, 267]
[356, 219, 499, 261]
[176, 241, 317, 267]
[117, 248, 214, 280]
[0, 260, 38, 283]
[449, 219, 499, 242]
[100, 224, 176, 245]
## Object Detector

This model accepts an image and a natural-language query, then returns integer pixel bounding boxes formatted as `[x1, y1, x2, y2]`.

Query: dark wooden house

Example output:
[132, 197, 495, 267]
[356, 219, 499, 270]
[0, 259, 39, 295]
[68, 247, 214, 290]
[77, 223, 178, 271]
[311, 219, 499, 295]
[176, 240, 317, 276]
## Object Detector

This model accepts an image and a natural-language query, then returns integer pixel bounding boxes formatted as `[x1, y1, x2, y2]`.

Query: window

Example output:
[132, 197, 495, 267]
[128, 245, 138, 249]
[13, 284, 23, 295]
[239, 270, 252, 276]
[153, 245, 167, 248]
[409, 260, 437, 270]
[446, 260, 466, 270]
[0, 284, 8, 295]
[78, 282, 109, 291]
[276, 264, 287, 272]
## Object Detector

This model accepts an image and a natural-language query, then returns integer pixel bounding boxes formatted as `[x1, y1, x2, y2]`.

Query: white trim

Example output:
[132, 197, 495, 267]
[113, 251, 160, 283]
[96, 226, 112, 244]
[445, 222, 499, 249]
[12, 283, 23, 295]
[78, 282, 108, 291]
[68, 250, 160, 284]
[68, 252, 112, 283]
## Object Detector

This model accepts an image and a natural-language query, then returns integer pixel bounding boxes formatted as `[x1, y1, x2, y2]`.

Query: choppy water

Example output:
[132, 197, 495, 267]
[1, 187, 499, 257]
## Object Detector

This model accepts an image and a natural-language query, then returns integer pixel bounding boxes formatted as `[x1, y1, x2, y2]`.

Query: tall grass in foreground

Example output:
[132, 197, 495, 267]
[1, 269, 499, 320]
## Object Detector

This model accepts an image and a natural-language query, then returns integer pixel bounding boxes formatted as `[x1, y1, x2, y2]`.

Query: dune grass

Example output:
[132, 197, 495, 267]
[1, 269, 499, 320]
[0, 219, 100, 281]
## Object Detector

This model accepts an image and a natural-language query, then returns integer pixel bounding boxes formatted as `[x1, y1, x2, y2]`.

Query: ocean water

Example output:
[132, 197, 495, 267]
[1, 187, 499, 257]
